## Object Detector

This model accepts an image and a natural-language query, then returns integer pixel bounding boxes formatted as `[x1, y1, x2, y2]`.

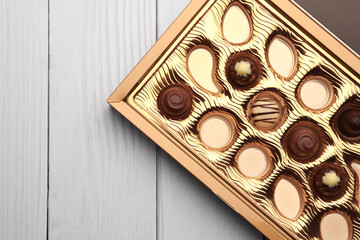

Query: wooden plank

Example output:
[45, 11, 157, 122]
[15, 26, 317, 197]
[157, 150, 263, 240]
[0, 0, 48, 239]
[156, 1, 263, 239]
[48, 0, 157, 239]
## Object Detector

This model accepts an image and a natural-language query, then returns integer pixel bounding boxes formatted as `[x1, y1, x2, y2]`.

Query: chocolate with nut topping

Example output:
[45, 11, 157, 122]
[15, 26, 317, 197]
[226, 52, 262, 89]
[311, 164, 348, 201]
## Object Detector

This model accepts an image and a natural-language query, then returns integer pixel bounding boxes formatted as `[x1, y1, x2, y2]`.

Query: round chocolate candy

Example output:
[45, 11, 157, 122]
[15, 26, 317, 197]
[157, 84, 193, 120]
[337, 108, 360, 139]
[299, 77, 334, 111]
[198, 112, 237, 150]
[311, 164, 348, 201]
[226, 52, 262, 89]
[289, 127, 320, 160]
[247, 92, 286, 132]
[283, 122, 325, 163]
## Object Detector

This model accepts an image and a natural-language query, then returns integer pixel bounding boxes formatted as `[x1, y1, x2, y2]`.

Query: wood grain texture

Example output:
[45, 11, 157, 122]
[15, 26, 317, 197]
[0, 0, 48, 239]
[48, 1, 156, 239]
[1, 0, 359, 239]
[156, 1, 262, 239]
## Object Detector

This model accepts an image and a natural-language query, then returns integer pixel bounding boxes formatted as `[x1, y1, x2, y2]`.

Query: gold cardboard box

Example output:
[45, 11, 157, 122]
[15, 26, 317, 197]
[108, 0, 360, 239]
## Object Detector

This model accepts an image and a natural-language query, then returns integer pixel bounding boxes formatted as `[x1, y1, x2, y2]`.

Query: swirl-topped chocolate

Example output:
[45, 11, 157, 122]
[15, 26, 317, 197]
[157, 84, 193, 120]
[283, 122, 326, 163]
[290, 127, 319, 159]
[226, 52, 262, 89]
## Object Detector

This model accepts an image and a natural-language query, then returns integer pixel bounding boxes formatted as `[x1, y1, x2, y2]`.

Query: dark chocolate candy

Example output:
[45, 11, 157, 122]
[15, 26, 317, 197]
[158, 84, 193, 120]
[311, 164, 348, 201]
[226, 52, 262, 89]
[337, 108, 360, 139]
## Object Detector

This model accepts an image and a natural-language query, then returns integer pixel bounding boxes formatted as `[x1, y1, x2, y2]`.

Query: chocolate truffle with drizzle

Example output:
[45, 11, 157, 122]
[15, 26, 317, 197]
[247, 92, 287, 131]
[226, 52, 262, 89]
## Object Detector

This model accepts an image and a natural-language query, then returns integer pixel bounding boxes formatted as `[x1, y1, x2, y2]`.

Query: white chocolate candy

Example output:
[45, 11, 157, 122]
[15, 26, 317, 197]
[322, 171, 340, 188]
[320, 213, 351, 240]
[199, 114, 235, 149]
[300, 78, 333, 111]
[237, 146, 269, 178]
[274, 178, 303, 220]
[268, 36, 297, 78]
[235, 61, 252, 76]
[222, 4, 251, 44]
[250, 96, 281, 130]
[188, 47, 220, 94]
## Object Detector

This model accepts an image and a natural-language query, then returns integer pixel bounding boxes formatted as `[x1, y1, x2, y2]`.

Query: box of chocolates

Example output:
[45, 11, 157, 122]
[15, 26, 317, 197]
[108, 0, 360, 239]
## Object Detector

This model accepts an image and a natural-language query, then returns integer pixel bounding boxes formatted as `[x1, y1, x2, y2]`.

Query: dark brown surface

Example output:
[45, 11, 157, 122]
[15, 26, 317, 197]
[295, 0, 360, 54]
[225, 52, 262, 89]
[158, 84, 193, 120]
[310, 163, 348, 201]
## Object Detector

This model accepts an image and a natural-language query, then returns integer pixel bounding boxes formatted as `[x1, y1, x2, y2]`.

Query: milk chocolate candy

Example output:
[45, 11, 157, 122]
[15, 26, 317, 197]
[158, 84, 193, 120]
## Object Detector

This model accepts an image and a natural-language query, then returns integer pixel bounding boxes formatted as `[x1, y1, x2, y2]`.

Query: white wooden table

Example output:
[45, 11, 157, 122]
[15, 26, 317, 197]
[1, 0, 359, 239]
